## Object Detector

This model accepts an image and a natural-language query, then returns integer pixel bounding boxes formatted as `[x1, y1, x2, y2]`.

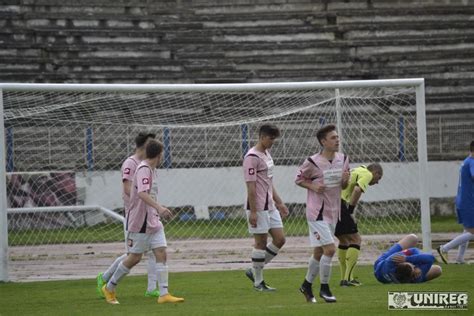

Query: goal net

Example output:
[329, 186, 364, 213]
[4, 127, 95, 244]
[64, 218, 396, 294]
[0, 80, 429, 281]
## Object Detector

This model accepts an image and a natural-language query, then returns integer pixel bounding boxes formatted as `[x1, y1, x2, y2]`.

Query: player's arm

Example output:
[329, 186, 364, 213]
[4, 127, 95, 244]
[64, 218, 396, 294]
[246, 181, 258, 227]
[138, 191, 172, 219]
[123, 179, 132, 196]
[347, 186, 363, 214]
[295, 160, 325, 193]
[405, 253, 435, 265]
[380, 257, 397, 275]
[273, 185, 289, 218]
[341, 171, 350, 189]
[243, 156, 259, 227]
[341, 156, 350, 189]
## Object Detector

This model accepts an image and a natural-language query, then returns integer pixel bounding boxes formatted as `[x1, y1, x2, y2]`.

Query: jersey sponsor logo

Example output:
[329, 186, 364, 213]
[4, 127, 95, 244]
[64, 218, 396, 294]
[142, 178, 150, 185]
[124, 168, 131, 175]
[249, 168, 255, 175]
[266, 159, 274, 178]
[313, 232, 321, 240]
[127, 239, 133, 247]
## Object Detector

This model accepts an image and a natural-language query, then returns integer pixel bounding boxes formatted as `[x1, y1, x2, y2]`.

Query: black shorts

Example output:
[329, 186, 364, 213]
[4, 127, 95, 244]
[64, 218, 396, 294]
[335, 200, 358, 237]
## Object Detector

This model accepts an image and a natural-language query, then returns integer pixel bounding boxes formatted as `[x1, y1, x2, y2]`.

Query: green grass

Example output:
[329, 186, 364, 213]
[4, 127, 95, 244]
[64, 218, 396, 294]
[8, 215, 465, 246]
[0, 265, 472, 316]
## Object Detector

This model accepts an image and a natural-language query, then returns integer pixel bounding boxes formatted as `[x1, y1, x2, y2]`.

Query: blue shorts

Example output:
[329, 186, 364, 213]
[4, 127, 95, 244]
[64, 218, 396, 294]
[456, 208, 474, 228]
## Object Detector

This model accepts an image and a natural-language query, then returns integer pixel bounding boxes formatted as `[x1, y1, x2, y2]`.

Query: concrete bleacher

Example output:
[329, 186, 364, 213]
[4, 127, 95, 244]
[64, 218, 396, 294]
[0, 0, 473, 109]
[1, 0, 473, 169]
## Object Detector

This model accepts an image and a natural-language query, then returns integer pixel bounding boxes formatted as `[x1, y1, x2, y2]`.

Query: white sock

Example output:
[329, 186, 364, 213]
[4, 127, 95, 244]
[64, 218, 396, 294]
[252, 248, 266, 286]
[103, 253, 127, 282]
[264, 243, 280, 264]
[107, 262, 130, 292]
[305, 255, 320, 284]
[147, 253, 158, 292]
[456, 241, 469, 263]
[156, 262, 169, 296]
[442, 232, 474, 252]
[319, 254, 333, 284]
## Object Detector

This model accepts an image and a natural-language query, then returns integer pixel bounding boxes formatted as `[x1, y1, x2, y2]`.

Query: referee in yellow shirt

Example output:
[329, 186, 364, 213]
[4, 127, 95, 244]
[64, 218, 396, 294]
[335, 163, 383, 286]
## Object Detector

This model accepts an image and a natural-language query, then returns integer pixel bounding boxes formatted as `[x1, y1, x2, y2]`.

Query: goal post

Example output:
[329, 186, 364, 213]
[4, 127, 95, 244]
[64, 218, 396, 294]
[0, 79, 430, 282]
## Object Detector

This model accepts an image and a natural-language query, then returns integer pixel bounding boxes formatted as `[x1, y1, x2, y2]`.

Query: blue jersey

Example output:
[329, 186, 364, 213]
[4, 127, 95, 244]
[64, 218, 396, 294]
[374, 245, 435, 284]
[456, 156, 474, 212]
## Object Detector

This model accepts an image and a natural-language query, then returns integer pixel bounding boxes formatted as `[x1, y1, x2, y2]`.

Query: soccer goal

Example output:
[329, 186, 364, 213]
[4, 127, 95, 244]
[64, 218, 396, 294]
[0, 79, 430, 282]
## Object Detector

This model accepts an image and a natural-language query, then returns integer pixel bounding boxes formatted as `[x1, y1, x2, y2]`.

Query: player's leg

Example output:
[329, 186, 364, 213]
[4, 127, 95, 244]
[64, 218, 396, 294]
[102, 253, 128, 283]
[438, 220, 474, 264]
[397, 234, 418, 250]
[345, 233, 362, 285]
[252, 233, 272, 290]
[302, 220, 337, 303]
[97, 253, 127, 298]
[319, 242, 337, 302]
[102, 233, 145, 304]
[105, 253, 140, 290]
[438, 229, 474, 263]
[266, 209, 286, 264]
[438, 208, 474, 263]
[376, 235, 412, 266]
[425, 265, 442, 281]
[300, 246, 322, 303]
[145, 251, 159, 297]
[151, 228, 184, 304]
[455, 231, 469, 264]
[336, 235, 349, 285]
[245, 210, 274, 291]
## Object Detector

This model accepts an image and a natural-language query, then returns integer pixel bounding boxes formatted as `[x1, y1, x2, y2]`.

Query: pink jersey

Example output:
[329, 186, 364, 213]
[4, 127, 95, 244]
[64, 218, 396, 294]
[121, 154, 141, 214]
[295, 152, 349, 224]
[126, 160, 163, 234]
[243, 147, 275, 211]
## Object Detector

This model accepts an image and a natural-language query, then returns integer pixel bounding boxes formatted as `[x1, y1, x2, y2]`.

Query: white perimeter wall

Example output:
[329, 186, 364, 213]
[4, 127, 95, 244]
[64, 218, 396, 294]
[76, 161, 460, 211]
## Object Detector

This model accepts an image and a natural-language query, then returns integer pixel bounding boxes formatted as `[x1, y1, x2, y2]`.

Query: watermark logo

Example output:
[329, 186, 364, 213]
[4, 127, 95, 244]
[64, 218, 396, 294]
[388, 292, 468, 310]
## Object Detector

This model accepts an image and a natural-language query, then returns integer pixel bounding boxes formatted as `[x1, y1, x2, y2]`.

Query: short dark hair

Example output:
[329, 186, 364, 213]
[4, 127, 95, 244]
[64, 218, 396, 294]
[135, 132, 156, 148]
[470, 140, 474, 152]
[259, 124, 280, 138]
[395, 263, 414, 283]
[145, 140, 163, 159]
[316, 124, 337, 146]
[367, 163, 383, 174]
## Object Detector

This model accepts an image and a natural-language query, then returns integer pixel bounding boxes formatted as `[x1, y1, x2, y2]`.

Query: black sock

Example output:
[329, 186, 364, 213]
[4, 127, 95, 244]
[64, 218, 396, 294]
[320, 283, 329, 292]
[302, 279, 312, 288]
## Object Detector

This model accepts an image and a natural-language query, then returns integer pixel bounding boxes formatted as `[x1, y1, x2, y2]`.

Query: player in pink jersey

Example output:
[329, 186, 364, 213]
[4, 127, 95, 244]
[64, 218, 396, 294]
[243, 124, 289, 291]
[101, 140, 184, 305]
[295, 124, 350, 303]
[96, 133, 164, 299]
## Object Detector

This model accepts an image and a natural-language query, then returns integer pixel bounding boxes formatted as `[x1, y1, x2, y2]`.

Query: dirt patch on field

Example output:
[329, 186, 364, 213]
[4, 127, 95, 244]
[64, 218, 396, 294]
[8, 233, 473, 282]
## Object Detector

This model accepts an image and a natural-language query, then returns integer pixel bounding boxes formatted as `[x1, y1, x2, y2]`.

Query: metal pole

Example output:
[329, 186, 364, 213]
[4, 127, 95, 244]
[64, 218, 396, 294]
[0, 89, 9, 281]
[335, 88, 344, 153]
[398, 116, 406, 161]
[241, 124, 249, 158]
[163, 127, 172, 169]
[415, 81, 432, 252]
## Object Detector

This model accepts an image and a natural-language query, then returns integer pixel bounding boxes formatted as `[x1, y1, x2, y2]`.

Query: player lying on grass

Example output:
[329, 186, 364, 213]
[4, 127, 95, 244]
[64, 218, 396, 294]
[374, 234, 442, 284]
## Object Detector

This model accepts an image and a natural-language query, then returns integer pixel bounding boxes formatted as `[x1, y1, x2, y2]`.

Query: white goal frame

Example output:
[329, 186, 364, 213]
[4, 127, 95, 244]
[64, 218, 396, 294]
[0, 78, 430, 282]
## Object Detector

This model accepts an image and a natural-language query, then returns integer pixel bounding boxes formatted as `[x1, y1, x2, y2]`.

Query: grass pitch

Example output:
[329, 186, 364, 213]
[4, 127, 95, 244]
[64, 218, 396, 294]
[0, 265, 472, 316]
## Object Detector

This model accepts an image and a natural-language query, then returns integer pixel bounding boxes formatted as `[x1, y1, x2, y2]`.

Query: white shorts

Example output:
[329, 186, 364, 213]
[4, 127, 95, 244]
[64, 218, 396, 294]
[308, 220, 336, 247]
[126, 229, 167, 254]
[246, 209, 283, 234]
